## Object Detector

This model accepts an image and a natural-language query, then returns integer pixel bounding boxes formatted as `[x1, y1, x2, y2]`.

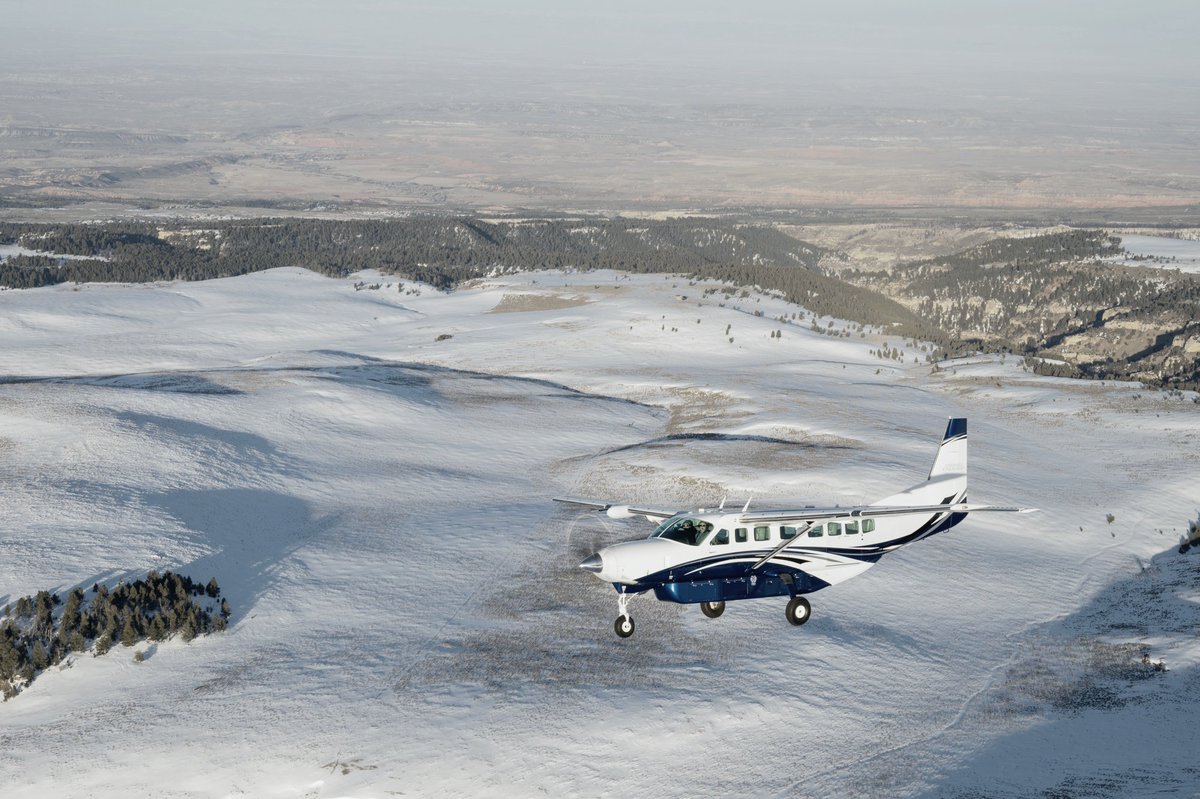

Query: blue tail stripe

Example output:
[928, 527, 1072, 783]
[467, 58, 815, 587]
[944, 417, 967, 440]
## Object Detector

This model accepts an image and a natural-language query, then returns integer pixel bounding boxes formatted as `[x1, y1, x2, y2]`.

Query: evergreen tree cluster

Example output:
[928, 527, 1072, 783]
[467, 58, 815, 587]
[0, 217, 832, 290]
[903, 230, 1122, 272]
[0, 571, 229, 701]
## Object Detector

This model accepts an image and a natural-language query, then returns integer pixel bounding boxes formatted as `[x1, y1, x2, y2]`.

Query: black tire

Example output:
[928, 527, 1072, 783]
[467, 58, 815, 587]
[614, 614, 635, 638]
[700, 601, 725, 619]
[786, 596, 811, 626]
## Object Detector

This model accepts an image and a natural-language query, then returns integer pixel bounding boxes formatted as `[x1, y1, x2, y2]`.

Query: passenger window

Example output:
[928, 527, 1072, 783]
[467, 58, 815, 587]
[735, 528, 748, 543]
[862, 519, 875, 533]
[827, 522, 842, 536]
[808, 525, 823, 537]
[712, 529, 729, 545]
[845, 521, 859, 535]
[754, 526, 770, 542]
[781, 526, 797, 540]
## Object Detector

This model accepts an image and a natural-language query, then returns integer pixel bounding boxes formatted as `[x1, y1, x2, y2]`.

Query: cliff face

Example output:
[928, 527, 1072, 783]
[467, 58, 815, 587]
[843, 230, 1200, 389]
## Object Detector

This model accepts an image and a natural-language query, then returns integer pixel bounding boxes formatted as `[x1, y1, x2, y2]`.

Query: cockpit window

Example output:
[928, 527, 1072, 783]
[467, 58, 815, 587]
[653, 517, 713, 546]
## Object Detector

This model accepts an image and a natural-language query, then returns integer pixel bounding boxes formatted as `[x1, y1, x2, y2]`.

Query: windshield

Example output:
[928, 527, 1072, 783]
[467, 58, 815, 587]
[652, 517, 713, 546]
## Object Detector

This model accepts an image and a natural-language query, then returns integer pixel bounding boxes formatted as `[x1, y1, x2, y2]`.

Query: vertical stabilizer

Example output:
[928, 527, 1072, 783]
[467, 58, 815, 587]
[929, 417, 968, 479]
[872, 417, 968, 506]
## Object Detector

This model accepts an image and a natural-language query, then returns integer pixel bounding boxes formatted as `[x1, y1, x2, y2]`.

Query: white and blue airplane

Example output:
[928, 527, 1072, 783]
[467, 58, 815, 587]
[557, 418, 1032, 638]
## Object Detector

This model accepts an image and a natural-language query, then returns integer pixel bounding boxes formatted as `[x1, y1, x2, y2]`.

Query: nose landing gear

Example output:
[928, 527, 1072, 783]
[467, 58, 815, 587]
[614, 590, 635, 638]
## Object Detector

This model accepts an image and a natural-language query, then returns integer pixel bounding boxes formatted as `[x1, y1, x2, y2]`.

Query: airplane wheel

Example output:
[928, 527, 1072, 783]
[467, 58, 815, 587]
[700, 601, 725, 619]
[786, 596, 811, 626]
[614, 615, 635, 638]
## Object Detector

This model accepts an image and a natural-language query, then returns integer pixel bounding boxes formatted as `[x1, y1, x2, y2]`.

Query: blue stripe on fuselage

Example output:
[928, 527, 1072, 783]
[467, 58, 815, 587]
[627, 507, 969, 589]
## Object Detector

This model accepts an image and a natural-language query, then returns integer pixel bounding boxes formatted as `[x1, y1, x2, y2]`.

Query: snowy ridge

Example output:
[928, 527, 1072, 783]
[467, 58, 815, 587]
[0, 267, 1197, 797]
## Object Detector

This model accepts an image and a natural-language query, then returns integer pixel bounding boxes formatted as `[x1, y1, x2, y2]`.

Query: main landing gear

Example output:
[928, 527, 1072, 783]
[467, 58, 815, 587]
[701, 598, 810, 625]
[785, 596, 811, 626]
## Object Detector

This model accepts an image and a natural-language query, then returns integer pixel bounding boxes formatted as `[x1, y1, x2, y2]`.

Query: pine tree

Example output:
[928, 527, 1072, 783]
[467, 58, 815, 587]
[120, 615, 139, 647]
[31, 640, 48, 670]
[181, 616, 197, 643]
[206, 577, 220, 599]
[34, 591, 54, 633]
[0, 636, 20, 680]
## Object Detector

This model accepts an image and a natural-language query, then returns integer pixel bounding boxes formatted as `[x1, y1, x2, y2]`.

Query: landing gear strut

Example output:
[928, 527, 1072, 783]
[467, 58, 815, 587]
[700, 600, 725, 619]
[614, 591, 635, 638]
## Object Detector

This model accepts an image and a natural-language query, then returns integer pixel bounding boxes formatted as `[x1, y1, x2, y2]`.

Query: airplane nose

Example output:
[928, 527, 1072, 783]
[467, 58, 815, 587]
[578, 553, 603, 573]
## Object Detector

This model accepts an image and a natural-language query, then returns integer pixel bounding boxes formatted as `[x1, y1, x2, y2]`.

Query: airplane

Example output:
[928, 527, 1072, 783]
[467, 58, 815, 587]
[556, 417, 1033, 638]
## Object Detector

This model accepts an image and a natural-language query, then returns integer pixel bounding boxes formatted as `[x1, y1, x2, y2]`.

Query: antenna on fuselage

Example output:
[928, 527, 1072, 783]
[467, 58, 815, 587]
[718, 495, 727, 510]
[742, 495, 753, 512]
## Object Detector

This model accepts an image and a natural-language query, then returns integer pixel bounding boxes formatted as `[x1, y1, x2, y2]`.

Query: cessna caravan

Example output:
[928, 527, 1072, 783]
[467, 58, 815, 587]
[557, 418, 1032, 638]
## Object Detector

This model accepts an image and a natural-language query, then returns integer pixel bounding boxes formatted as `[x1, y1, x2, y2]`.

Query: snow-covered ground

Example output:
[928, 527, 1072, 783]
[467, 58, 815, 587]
[1, 268, 1197, 797]
[0, 243, 109, 263]
[1114, 234, 1200, 273]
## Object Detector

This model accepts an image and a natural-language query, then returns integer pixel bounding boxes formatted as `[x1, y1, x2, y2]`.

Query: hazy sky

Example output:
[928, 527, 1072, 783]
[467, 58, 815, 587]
[10, 2, 1197, 70]
[2, 1, 1197, 210]
[5, 1, 1198, 111]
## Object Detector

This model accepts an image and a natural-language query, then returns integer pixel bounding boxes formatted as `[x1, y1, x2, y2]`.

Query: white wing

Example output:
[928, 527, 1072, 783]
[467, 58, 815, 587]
[553, 496, 680, 521]
[738, 502, 1033, 525]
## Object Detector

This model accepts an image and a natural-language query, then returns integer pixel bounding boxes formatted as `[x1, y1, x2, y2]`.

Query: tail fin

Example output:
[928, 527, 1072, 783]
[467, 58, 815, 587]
[872, 417, 968, 506]
[929, 417, 967, 479]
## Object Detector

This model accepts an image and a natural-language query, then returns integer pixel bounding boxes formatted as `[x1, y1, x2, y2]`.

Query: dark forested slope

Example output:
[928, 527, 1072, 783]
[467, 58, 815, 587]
[2, 218, 1196, 388]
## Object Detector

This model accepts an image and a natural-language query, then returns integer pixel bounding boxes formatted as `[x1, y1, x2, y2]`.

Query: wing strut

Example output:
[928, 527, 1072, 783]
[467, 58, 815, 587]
[750, 522, 813, 571]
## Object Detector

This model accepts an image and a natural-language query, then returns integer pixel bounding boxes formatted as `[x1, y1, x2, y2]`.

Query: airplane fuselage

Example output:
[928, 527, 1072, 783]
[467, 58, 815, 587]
[582, 504, 966, 605]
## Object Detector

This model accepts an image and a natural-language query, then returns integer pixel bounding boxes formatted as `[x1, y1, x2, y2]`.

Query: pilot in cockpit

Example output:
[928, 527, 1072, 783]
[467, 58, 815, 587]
[678, 519, 697, 542]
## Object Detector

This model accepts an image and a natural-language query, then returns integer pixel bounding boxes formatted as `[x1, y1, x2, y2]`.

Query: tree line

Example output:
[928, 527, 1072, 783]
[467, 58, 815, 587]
[0, 217, 943, 343]
[1, 570, 229, 700]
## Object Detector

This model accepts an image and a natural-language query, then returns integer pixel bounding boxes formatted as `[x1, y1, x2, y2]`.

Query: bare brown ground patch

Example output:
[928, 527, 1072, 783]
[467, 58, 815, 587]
[489, 292, 590, 314]
[662, 387, 747, 434]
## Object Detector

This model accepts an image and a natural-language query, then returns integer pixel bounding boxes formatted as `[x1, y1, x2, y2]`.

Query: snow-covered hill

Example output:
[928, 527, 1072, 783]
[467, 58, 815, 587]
[1, 268, 1197, 797]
